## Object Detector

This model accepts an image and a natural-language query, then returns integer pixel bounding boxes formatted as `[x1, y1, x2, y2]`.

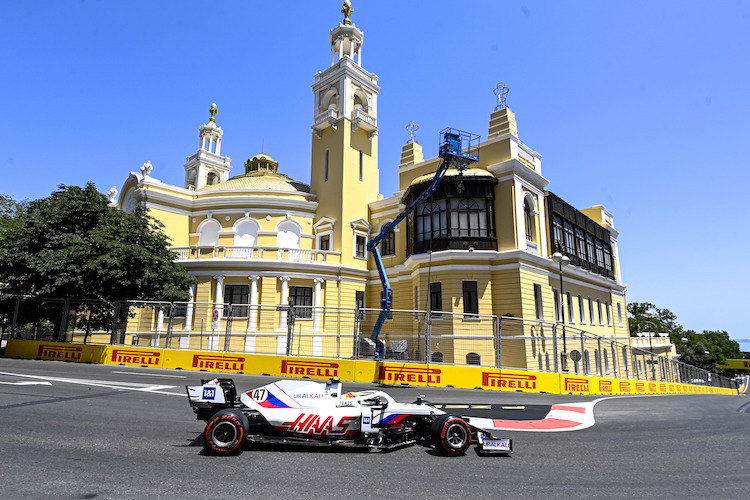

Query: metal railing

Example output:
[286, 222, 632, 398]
[0, 296, 737, 389]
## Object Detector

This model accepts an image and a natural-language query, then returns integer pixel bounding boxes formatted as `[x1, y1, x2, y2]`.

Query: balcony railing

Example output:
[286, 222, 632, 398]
[352, 108, 377, 133]
[171, 246, 341, 265]
[312, 108, 339, 131]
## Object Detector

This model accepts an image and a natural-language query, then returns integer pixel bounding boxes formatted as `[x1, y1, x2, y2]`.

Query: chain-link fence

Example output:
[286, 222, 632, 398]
[0, 295, 737, 389]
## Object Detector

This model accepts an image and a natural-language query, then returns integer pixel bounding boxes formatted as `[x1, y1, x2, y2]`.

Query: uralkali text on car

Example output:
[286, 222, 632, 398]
[186, 377, 512, 457]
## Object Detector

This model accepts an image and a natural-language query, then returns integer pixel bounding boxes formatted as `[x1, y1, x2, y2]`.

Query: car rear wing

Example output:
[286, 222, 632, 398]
[186, 378, 237, 421]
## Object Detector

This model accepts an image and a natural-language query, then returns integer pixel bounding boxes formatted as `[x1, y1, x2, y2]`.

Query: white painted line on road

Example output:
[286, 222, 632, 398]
[111, 371, 187, 379]
[0, 371, 186, 397]
[141, 385, 178, 392]
[0, 381, 53, 386]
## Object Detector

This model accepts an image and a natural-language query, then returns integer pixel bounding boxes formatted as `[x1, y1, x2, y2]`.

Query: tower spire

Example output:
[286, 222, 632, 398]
[341, 1, 353, 25]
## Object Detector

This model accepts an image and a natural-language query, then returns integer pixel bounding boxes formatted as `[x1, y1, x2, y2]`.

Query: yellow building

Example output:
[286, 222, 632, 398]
[115, 4, 631, 374]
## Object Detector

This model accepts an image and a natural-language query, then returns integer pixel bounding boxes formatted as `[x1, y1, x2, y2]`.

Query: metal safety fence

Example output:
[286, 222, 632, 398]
[0, 296, 737, 389]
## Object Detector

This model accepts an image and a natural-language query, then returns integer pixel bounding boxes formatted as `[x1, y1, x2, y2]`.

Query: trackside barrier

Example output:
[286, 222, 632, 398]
[5, 340, 738, 396]
[3, 296, 739, 392]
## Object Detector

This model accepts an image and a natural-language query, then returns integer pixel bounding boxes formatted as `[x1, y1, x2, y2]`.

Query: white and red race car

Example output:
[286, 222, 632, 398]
[186, 377, 512, 457]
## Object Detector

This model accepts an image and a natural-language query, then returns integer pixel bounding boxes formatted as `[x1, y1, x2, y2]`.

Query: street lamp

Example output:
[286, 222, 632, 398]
[644, 310, 656, 381]
[551, 251, 570, 371]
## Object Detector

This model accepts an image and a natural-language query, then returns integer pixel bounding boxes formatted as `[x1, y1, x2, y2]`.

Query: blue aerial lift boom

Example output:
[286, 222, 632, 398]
[366, 128, 480, 357]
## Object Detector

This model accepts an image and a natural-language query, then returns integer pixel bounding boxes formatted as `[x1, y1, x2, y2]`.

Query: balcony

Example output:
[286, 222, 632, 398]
[312, 108, 339, 133]
[351, 108, 377, 135]
[171, 246, 341, 265]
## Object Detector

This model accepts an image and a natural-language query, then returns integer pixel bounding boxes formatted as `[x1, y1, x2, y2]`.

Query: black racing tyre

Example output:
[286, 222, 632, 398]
[203, 409, 249, 455]
[431, 415, 472, 456]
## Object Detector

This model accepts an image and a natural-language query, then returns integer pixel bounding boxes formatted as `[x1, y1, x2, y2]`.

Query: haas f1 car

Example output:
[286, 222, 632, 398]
[187, 377, 512, 457]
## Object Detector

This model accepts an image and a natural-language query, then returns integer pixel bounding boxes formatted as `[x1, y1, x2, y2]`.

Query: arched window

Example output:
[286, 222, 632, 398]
[353, 90, 368, 112]
[206, 171, 219, 185]
[604, 349, 610, 375]
[431, 352, 443, 363]
[380, 230, 395, 257]
[320, 88, 339, 113]
[466, 352, 481, 365]
[277, 221, 301, 249]
[416, 200, 447, 241]
[450, 198, 487, 237]
[198, 219, 220, 246]
[524, 199, 533, 241]
[234, 219, 259, 247]
[584, 350, 591, 375]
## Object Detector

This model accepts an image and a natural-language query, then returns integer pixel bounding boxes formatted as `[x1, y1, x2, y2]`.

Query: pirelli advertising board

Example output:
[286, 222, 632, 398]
[4, 340, 738, 396]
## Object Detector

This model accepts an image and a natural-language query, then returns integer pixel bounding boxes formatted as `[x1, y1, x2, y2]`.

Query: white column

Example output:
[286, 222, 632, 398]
[342, 76, 352, 119]
[184, 283, 195, 331]
[357, 46, 362, 66]
[313, 278, 323, 332]
[214, 275, 225, 318]
[247, 275, 259, 333]
[338, 37, 343, 59]
[331, 45, 336, 66]
[537, 191, 548, 256]
[216, 137, 222, 155]
[279, 276, 290, 330]
[196, 164, 207, 190]
[349, 38, 354, 59]
[514, 182, 526, 250]
[156, 309, 165, 332]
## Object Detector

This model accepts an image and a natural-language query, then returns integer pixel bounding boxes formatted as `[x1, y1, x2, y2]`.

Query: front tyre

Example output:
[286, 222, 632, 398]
[431, 415, 471, 456]
[204, 409, 249, 455]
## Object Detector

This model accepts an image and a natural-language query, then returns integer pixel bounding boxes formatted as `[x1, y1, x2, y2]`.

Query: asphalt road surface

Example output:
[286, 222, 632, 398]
[1, 357, 748, 500]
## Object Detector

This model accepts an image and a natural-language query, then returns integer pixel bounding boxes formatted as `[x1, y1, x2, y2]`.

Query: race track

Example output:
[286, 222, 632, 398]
[1, 357, 748, 499]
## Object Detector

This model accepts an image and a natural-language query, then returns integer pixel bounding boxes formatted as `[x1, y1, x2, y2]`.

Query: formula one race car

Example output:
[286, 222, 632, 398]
[186, 377, 512, 457]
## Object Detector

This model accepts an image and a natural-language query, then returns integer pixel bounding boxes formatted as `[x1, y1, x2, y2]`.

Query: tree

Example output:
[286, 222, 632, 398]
[678, 330, 742, 376]
[0, 193, 25, 234]
[0, 183, 194, 302]
[627, 301, 684, 342]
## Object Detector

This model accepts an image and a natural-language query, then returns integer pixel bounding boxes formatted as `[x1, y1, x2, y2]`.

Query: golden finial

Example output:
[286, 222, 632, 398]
[209, 102, 218, 123]
[342, 1, 353, 25]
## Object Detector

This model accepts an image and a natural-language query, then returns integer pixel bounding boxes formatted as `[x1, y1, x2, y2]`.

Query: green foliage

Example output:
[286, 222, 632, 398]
[0, 193, 26, 234]
[677, 330, 742, 376]
[627, 301, 683, 341]
[0, 183, 195, 302]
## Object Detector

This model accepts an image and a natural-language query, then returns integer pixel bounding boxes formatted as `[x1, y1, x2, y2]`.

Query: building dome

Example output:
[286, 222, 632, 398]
[245, 153, 279, 174]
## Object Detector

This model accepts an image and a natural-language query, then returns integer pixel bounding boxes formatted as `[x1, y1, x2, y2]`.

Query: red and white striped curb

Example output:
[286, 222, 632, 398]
[468, 402, 596, 432]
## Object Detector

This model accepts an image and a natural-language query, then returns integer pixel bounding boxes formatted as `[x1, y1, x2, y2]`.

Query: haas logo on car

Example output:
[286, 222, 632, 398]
[279, 414, 359, 436]
[281, 360, 338, 378]
[111, 348, 161, 366]
[37, 344, 83, 361]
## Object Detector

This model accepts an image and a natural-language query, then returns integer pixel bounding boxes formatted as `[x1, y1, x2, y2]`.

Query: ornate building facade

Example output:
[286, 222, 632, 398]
[115, 4, 630, 370]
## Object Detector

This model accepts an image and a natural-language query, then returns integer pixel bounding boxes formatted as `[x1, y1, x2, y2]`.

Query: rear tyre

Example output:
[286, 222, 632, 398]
[204, 409, 249, 455]
[431, 415, 471, 456]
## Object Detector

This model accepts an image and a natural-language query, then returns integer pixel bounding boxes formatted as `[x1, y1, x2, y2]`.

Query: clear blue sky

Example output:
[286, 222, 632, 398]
[2, 1, 749, 348]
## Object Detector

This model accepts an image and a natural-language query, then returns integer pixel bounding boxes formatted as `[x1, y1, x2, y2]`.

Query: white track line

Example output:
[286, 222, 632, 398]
[0, 371, 186, 397]
[111, 370, 187, 379]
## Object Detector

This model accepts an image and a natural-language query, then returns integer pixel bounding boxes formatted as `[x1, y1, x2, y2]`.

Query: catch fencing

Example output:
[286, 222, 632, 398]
[0, 296, 736, 389]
